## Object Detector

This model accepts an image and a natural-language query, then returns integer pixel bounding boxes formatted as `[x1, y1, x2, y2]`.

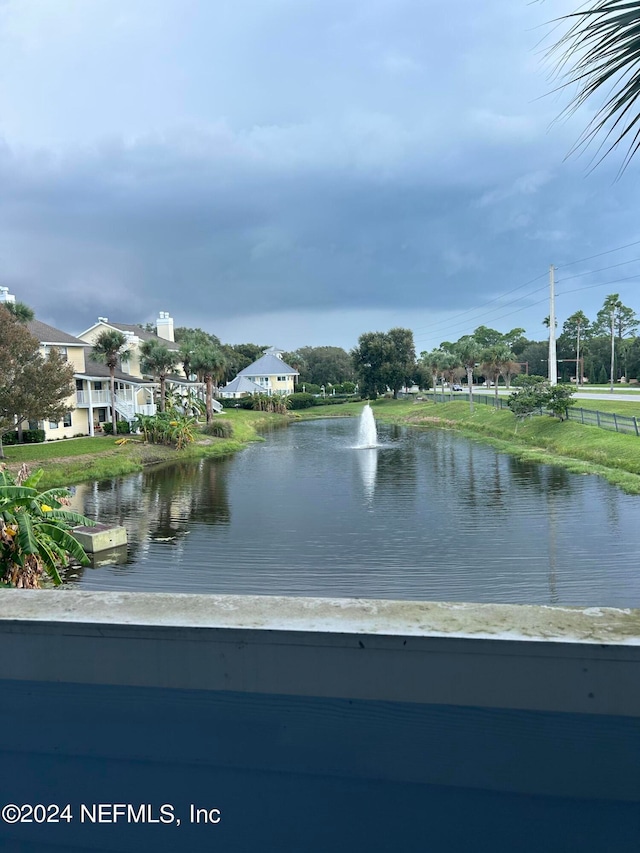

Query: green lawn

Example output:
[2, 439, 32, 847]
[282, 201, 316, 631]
[2, 435, 120, 461]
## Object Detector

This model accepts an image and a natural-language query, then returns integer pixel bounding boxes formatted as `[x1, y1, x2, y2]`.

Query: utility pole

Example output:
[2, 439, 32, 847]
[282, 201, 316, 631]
[549, 264, 557, 386]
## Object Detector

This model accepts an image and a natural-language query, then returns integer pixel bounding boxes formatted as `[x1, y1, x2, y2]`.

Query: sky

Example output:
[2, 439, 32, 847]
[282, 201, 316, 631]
[1, 0, 639, 354]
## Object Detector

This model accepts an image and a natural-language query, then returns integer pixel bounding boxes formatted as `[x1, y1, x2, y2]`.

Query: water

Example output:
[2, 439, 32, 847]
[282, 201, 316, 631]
[66, 418, 640, 607]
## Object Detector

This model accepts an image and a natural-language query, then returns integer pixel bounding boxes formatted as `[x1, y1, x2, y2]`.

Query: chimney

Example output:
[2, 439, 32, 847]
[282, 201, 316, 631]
[98, 316, 108, 324]
[0, 286, 16, 304]
[156, 311, 175, 342]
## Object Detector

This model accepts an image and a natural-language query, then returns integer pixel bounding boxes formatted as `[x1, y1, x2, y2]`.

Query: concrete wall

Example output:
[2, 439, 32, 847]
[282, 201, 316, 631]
[1, 592, 639, 852]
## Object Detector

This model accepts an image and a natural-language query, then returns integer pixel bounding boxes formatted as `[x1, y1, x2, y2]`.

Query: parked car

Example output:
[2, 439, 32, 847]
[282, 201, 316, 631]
[452, 384, 463, 391]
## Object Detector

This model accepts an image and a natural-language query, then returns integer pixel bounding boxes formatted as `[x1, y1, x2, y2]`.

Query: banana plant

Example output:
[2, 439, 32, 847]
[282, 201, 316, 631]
[0, 467, 94, 588]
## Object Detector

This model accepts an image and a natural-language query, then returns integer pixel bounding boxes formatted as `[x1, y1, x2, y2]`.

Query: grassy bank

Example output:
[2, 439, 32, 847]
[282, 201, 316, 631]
[5, 396, 640, 494]
[0, 410, 283, 488]
[362, 398, 640, 494]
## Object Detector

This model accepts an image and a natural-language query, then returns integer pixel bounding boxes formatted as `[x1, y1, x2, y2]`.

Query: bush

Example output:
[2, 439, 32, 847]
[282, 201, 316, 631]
[102, 421, 131, 435]
[2, 429, 46, 445]
[220, 397, 254, 409]
[288, 392, 316, 409]
[511, 374, 547, 388]
[201, 420, 234, 438]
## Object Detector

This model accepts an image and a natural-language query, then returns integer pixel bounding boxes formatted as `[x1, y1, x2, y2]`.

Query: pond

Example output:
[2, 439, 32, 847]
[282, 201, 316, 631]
[66, 418, 640, 607]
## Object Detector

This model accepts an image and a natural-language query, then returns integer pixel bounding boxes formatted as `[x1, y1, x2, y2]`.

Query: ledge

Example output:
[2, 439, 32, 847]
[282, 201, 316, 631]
[1, 590, 639, 645]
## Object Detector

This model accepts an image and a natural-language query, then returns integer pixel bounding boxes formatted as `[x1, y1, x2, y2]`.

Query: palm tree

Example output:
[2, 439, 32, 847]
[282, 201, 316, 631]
[549, 1, 640, 171]
[91, 330, 130, 432]
[191, 345, 227, 423]
[481, 344, 514, 405]
[6, 301, 34, 323]
[454, 336, 481, 412]
[140, 340, 179, 413]
[564, 310, 590, 386]
[420, 349, 446, 402]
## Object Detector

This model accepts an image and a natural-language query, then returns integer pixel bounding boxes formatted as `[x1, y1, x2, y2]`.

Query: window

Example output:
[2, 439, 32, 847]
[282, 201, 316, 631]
[49, 420, 59, 429]
[63, 412, 72, 428]
[277, 376, 286, 382]
[94, 382, 103, 391]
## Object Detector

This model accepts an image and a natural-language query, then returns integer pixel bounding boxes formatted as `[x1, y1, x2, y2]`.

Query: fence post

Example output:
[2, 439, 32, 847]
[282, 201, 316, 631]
[581, 408, 584, 424]
[596, 410, 601, 427]
[613, 413, 618, 433]
[635, 417, 639, 437]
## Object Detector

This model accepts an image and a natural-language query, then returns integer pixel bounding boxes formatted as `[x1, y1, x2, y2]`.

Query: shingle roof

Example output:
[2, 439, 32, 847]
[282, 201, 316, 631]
[27, 319, 87, 346]
[80, 349, 155, 384]
[108, 322, 180, 351]
[221, 376, 264, 395]
[238, 353, 298, 377]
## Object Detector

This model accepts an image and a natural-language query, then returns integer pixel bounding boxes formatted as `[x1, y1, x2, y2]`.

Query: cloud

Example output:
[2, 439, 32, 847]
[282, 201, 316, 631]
[0, 0, 638, 352]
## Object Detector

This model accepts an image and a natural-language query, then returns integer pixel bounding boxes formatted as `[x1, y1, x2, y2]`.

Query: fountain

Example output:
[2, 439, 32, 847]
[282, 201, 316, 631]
[357, 403, 378, 449]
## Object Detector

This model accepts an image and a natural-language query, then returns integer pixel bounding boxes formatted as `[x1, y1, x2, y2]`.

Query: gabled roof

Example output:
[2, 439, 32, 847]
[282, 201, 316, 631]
[221, 376, 264, 395]
[238, 352, 298, 377]
[27, 319, 87, 346]
[79, 348, 155, 384]
[79, 320, 180, 351]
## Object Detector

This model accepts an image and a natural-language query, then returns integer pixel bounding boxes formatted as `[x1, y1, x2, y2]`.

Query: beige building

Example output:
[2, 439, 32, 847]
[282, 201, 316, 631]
[25, 319, 157, 439]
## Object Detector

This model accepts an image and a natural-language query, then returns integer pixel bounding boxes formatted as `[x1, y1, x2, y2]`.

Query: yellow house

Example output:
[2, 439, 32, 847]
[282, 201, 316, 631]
[223, 347, 298, 397]
[25, 319, 157, 439]
[78, 312, 182, 381]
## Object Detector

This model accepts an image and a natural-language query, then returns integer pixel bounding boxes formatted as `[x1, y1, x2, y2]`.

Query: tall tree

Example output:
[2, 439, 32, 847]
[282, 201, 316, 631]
[140, 340, 179, 413]
[593, 294, 637, 389]
[191, 345, 226, 423]
[481, 344, 515, 404]
[454, 336, 481, 412]
[562, 311, 591, 386]
[352, 328, 416, 399]
[91, 330, 130, 431]
[0, 307, 74, 458]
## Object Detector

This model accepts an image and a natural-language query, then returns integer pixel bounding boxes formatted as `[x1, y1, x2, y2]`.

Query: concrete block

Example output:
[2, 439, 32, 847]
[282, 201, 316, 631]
[72, 523, 127, 553]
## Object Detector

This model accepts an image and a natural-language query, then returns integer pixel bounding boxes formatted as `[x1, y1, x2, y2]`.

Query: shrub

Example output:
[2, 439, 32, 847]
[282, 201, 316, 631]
[288, 393, 316, 409]
[102, 421, 131, 435]
[201, 420, 234, 438]
[511, 374, 547, 388]
[2, 429, 46, 445]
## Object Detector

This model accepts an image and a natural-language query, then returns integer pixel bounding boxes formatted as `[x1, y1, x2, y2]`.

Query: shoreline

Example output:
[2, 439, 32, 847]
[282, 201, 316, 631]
[4, 398, 640, 494]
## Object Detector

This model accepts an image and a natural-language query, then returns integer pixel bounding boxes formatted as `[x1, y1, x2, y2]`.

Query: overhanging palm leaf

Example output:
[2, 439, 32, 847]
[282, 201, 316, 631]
[549, 0, 640, 172]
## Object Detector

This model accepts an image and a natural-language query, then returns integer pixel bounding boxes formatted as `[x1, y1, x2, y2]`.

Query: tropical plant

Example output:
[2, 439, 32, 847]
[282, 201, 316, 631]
[140, 339, 179, 412]
[191, 345, 227, 423]
[251, 393, 290, 414]
[91, 330, 130, 432]
[481, 344, 515, 403]
[132, 410, 197, 449]
[5, 301, 35, 323]
[0, 465, 93, 588]
[420, 349, 446, 402]
[547, 0, 640, 171]
[562, 310, 591, 385]
[453, 336, 481, 411]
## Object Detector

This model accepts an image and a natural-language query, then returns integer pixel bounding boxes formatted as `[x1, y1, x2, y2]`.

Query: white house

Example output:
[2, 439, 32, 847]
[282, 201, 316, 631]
[220, 348, 299, 398]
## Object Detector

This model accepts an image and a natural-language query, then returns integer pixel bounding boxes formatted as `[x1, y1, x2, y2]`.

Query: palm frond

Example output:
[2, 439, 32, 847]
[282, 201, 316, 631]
[548, 0, 640, 173]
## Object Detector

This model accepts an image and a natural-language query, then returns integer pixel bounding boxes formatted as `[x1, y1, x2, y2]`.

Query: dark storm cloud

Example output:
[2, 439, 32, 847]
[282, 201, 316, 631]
[0, 0, 638, 346]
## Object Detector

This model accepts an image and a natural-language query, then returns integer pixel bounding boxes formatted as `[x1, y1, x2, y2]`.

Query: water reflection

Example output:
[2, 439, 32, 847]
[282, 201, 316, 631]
[67, 419, 640, 607]
[356, 448, 377, 503]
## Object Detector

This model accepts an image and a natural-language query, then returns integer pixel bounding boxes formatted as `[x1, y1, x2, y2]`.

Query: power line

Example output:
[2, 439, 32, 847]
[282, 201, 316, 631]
[555, 256, 640, 284]
[413, 239, 640, 344]
[555, 238, 640, 269]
